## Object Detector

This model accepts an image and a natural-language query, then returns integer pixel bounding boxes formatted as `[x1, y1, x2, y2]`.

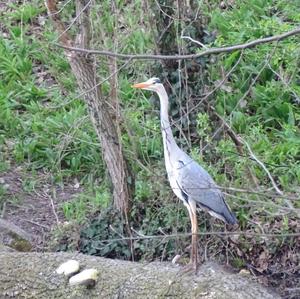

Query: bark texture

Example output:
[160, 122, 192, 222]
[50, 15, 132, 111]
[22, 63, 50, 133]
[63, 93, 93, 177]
[0, 252, 280, 299]
[45, 0, 132, 215]
[67, 53, 131, 214]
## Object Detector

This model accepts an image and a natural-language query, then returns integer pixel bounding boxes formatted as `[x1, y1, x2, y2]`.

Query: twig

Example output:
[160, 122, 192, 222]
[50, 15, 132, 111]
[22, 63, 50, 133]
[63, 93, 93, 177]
[181, 35, 208, 49]
[55, 0, 93, 43]
[109, 225, 126, 239]
[205, 101, 244, 153]
[45, 0, 72, 46]
[48, 0, 73, 16]
[243, 140, 284, 196]
[220, 186, 297, 200]
[154, 0, 177, 21]
[24, 219, 50, 230]
[48, 59, 132, 109]
[94, 231, 300, 244]
[223, 192, 296, 213]
[55, 27, 300, 60]
[47, 189, 60, 227]
[267, 62, 300, 102]
[131, 227, 146, 237]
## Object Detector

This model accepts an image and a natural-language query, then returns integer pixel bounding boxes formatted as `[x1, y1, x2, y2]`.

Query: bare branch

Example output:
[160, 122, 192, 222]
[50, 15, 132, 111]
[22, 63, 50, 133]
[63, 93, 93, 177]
[55, 27, 300, 60]
[267, 62, 300, 102]
[48, 59, 132, 109]
[56, 0, 92, 44]
[48, 188, 61, 227]
[48, 0, 73, 16]
[243, 139, 284, 196]
[181, 35, 208, 49]
[45, 0, 72, 46]
[90, 231, 300, 244]
[205, 100, 244, 154]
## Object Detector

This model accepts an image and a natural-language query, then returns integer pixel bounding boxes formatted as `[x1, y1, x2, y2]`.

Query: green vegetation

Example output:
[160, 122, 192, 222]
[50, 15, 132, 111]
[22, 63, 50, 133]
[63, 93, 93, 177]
[0, 0, 299, 296]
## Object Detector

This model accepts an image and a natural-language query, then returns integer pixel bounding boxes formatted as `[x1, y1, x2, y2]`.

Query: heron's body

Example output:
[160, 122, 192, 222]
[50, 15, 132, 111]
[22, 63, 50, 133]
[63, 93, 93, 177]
[133, 77, 237, 270]
[163, 140, 236, 224]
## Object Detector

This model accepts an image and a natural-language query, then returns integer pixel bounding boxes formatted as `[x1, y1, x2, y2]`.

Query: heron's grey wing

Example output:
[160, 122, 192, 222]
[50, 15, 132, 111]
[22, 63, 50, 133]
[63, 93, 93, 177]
[175, 154, 237, 224]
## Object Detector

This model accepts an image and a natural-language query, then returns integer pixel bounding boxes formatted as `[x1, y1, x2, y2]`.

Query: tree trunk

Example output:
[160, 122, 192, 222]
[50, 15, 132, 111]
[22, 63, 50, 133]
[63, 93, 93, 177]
[0, 252, 280, 299]
[45, 0, 133, 215]
[67, 53, 131, 214]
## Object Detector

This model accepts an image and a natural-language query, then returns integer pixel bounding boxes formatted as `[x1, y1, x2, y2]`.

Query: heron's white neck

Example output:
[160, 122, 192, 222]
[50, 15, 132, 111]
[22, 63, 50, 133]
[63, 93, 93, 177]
[157, 86, 178, 151]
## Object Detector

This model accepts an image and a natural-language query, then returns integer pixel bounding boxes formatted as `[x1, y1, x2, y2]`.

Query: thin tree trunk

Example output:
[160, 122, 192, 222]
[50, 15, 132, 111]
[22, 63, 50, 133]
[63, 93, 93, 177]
[45, 0, 132, 215]
[68, 54, 131, 214]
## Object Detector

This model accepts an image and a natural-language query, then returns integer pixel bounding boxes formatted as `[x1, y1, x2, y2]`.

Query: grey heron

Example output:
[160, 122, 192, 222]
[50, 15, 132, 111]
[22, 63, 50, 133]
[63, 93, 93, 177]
[132, 77, 237, 270]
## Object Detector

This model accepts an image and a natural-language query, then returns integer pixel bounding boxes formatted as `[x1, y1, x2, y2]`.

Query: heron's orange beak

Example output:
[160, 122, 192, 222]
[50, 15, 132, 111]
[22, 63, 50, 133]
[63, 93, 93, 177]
[131, 82, 151, 89]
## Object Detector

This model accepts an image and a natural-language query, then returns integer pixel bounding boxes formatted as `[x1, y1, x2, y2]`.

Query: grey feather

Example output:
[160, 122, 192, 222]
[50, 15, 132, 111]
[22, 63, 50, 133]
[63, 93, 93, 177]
[170, 147, 237, 225]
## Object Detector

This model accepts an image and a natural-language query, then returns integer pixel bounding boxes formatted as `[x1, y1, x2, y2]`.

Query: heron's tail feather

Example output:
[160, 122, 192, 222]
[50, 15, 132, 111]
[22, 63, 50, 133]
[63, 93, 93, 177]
[203, 199, 238, 225]
[223, 208, 238, 225]
[207, 207, 237, 225]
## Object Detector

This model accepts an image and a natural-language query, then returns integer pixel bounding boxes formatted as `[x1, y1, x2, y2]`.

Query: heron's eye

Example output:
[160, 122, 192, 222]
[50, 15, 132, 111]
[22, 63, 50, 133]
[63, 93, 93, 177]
[153, 78, 161, 84]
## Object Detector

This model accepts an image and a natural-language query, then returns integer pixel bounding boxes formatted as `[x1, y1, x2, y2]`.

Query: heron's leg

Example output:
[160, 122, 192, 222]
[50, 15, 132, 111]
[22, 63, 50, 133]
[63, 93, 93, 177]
[186, 202, 198, 270]
[190, 208, 198, 270]
[178, 205, 198, 275]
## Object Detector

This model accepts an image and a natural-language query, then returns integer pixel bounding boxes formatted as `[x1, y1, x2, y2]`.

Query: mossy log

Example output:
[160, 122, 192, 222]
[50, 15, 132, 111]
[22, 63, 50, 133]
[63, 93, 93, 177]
[0, 219, 32, 252]
[0, 252, 280, 299]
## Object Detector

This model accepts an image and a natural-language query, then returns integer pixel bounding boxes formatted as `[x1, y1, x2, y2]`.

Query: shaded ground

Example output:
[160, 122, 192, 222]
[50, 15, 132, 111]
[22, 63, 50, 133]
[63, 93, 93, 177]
[0, 165, 82, 250]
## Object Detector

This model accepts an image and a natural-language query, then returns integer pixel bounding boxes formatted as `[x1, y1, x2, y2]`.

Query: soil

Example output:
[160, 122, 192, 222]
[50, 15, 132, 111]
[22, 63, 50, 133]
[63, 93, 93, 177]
[0, 0, 83, 251]
[0, 165, 82, 250]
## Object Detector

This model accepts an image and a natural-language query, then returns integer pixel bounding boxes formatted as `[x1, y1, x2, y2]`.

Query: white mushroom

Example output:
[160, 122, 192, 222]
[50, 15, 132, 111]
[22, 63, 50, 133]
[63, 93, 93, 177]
[56, 260, 80, 276]
[69, 269, 98, 288]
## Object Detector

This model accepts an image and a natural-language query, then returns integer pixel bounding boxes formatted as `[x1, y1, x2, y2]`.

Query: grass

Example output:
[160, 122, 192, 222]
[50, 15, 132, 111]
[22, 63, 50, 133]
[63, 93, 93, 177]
[0, 0, 299, 295]
[62, 184, 111, 223]
[206, 0, 300, 194]
[0, 0, 298, 213]
[0, 0, 158, 217]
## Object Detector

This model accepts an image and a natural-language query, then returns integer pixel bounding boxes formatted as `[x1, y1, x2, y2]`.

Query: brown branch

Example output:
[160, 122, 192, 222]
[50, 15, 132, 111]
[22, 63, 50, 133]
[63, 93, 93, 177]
[208, 105, 244, 154]
[204, 99, 260, 187]
[244, 163, 297, 214]
[45, 0, 72, 46]
[48, 59, 132, 109]
[55, 27, 300, 60]
[242, 140, 285, 196]
[86, 231, 300, 244]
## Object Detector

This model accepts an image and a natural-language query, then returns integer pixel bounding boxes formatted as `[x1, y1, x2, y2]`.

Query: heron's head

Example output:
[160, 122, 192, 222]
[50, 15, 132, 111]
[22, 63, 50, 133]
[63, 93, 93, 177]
[132, 77, 163, 92]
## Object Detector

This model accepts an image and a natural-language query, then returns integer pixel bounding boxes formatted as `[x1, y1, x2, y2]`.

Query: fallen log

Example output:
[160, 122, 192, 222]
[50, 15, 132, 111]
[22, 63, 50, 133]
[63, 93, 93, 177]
[0, 252, 279, 298]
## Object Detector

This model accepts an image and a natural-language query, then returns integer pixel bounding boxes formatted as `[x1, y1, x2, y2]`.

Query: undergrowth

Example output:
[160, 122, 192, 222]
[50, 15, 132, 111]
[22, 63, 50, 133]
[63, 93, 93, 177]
[0, 0, 299, 297]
